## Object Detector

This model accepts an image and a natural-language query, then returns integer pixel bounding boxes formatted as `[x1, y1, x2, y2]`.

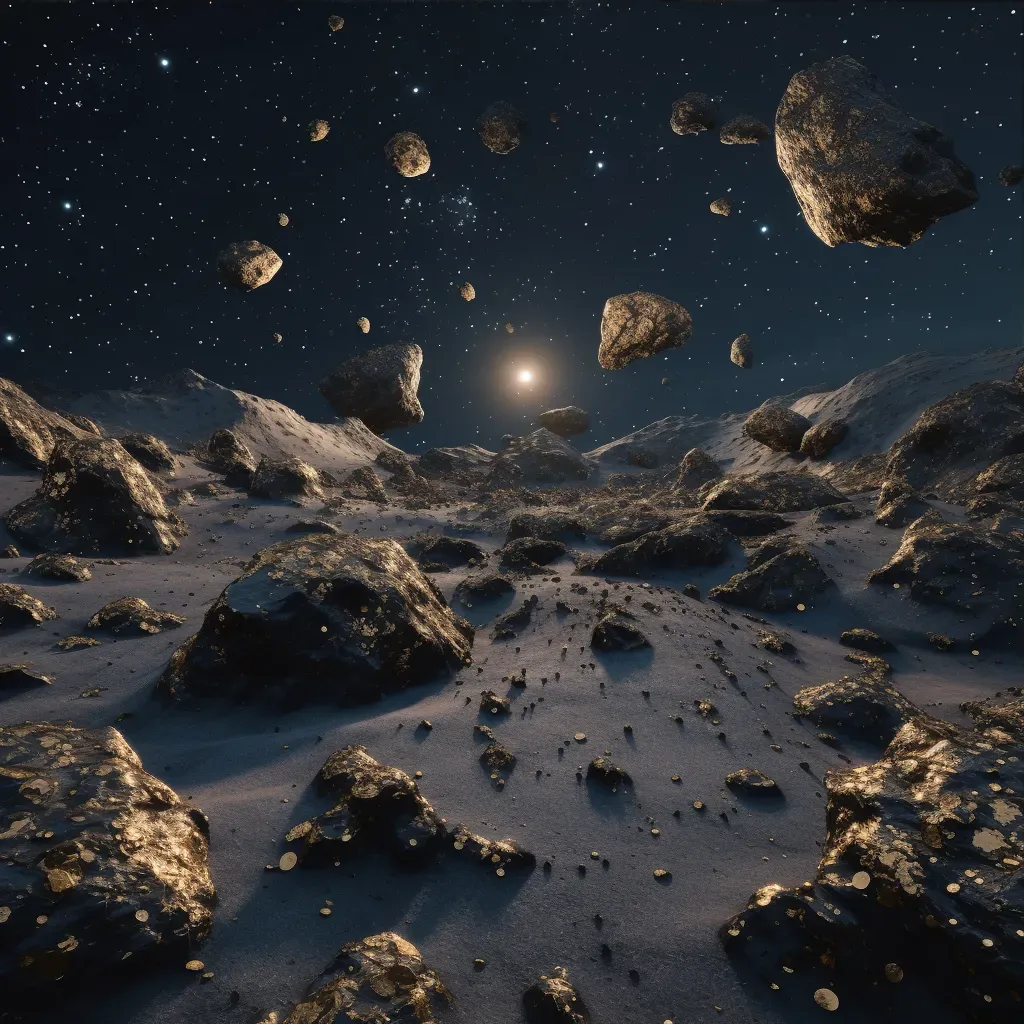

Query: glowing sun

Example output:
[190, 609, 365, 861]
[518, 369, 534, 383]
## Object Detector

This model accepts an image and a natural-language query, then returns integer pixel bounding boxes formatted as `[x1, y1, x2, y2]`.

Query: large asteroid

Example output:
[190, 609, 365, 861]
[670, 92, 718, 136]
[319, 342, 425, 435]
[249, 456, 325, 500]
[204, 427, 257, 483]
[0, 584, 58, 629]
[0, 722, 214, 1003]
[730, 333, 754, 369]
[885, 380, 1024, 500]
[4, 438, 187, 556]
[385, 131, 431, 177]
[709, 542, 833, 611]
[115, 432, 174, 473]
[742, 403, 811, 452]
[598, 291, 693, 370]
[710, 196, 732, 216]
[720, 114, 771, 145]
[159, 533, 473, 705]
[720, 693, 1024, 1022]
[216, 240, 282, 290]
[583, 516, 732, 576]
[489, 429, 594, 484]
[538, 405, 590, 437]
[775, 56, 978, 247]
[308, 117, 329, 142]
[800, 417, 849, 458]
[0, 377, 85, 469]
[477, 100, 526, 154]
[701, 471, 845, 513]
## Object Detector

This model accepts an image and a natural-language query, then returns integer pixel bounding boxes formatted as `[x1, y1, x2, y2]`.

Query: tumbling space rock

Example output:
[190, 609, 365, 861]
[523, 966, 590, 1024]
[115, 432, 174, 473]
[0, 722, 214, 1002]
[730, 333, 754, 369]
[538, 405, 590, 437]
[489, 429, 594, 484]
[23, 553, 91, 582]
[1000, 164, 1024, 187]
[308, 118, 329, 142]
[270, 933, 452, 1024]
[701, 471, 845, 513]
[356, 316, 370, 333]
[742, 403, 811, 452]
[0, 584, 58, 629]
[277, 212, 290, 226]
[720, 114, 771, 144]
[216, 240, 283, 290]
[590, 611, 650, 652]
[775, 56, 978, 247]
[800, 417, 849, 458]
[720, 693, 1024, 1023]
[599, 291, 693, 370]
[249, 456, 325, 501]
[670, 92, 718, 136]
[710, 196, 732, 216]
[159, 533, 473, 706]
[0, 376, 87, 468]
[709, 542, 833, 612]
[327, 14, 344, 31]
[4, 438, 187, 556]
[669, 447, 723, 491]
[319, 342, 425, 435]
[204, 427, 257, 483]
[477, 100, 526, 154]
[459, 281, 475, 301]
[87, 597, 186, 636]
[385, 131, 431, 177]
[583, 516, 731, 576]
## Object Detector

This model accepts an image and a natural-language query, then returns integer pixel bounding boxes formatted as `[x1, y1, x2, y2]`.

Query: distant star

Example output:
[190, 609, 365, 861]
[759, 225, 769, 234]
[63, 202, 73, 210]
[160, 58, 170, 67]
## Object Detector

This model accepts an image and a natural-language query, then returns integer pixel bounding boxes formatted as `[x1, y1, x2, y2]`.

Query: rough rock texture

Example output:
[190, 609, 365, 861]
[23, 553, 91, 582]
[64, 412, 103, 436]
[725, 768, 780, 795]
[204, 427, 257, 483]
[0, 664, 52, 689]
[87, 597, 186, 636]
[308, 117, 329, 142]
[840, 628, 895, 654]
[701, 471, 845, 513]
[115, 432, 174, 473]
[973, 454, 1024, 499]
[742, 403, 811, 452]
[385, 131, 431, 177]
[160, 533, 473, 705]
[459, 281, 475, 301]
[669, 448, 722, 491]
[598, 291, 693, 370]
[538, 405, 590, 437]
[721, 694, 1024, 1022]
[775, 56, 978, 247]
[866, 513, 1024, 649]
[249, 456, 325, 501]
[800, 417, 848, 458]
[1000, 164, 1024, 187]
[409, 534, 486, 570]
[319, 342, 425, 435]
[478, 100, 526, 154]
[810, 501, 865, 523]
[216, 240, 283, 290]
[416, 444, 493, 479]
[327, 14, 344, 31]
[0, 722, 214, 1001]
[356, 316, 371, 334]
[709, 543, 833, 611]
[499, 536, 566, 570]
[885, 380, 1024, 500]
[670, 92, 718, 136]
[453, 572, 514, 605]
[710, 196, 732, 216]
[275, 932, 452, 1024]
[626, 446, 659, 469]
[875, 478, 931, 527]
[590, 610, 650, 652]
[720, 115, 771, 145]
[523, 966, 590, 1024]
[587, 756, 631, 789]
[730, 333, 754, 369]
[0, 376, 86, 468]
[506, 510, 587, 544]
[584, 516, 731, 576]
[4, 438, 187, 556]
[340, 466, 388, 503]
[489, 429, 594, 484]
[0, 584, 58, 629]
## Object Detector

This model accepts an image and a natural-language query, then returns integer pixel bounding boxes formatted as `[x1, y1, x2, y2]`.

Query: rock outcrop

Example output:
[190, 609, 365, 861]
[709, 542, 833, 611]
[584, 516, 731, 576]
[160, 533, 473, 705]
[489, 429, 594, 484]
[115, 432, 174, 473]
[670, 92, 718, 136]
[385, 131, 431, 177]
[87, 597, 186, 636]
[720, 115, 770, 144]
[319, 342, 425, 435]
[874, 478, 931, 527]
[0, 722, 214, 1002]
[800, 418, 848, 458]
[742, 404, 811, 452]
[523, 966, 590, 1024]
[506, 509, 587, 544]
[775, 56, 978, 247]
[216, 240, 283, 290]
[538, 405, 590, 437]
[409, 534, 486, 570]
[23, 553, 91, 582]
[669, 448, 722, 491]
[478, 100, 526, 154]
[249, 456, 325, 500]
[590, 610, 650, 651]
[0, 377, 86, 468]
[499, 536, 566, 570]
[598, 291, 693, 370]
[204, 427, 257, 483]
[0, 584, 58, 629]
[417, 444, 493, 479]
[453, 572, 514, 605]
[4, 438, 187, 556]
[701, 471, 845, 513]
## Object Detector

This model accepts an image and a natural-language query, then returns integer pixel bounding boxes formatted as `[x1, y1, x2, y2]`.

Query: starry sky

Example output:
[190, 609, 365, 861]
[2, 2, 1021, 453]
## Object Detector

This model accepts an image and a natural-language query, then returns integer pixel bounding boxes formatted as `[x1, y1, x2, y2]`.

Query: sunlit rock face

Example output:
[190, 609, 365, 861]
[598, 291, 693, 370]
[0, 376, 87, 468]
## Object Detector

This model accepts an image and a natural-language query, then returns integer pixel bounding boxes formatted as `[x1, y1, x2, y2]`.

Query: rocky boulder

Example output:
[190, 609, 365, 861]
[416, 444, 493, 479]
[775, 56, 978, 247]
[742, 403, 811, 452]
[1001, 164, 1024, 187]
[408, 534, 486, 570]
[319, 342, 425, 435]
[538, 405, 590, 437]
[0, 377, 86, 469]
[670, 92, 718, 136]
[204, 427, 257, 484]
[668, 447, 722, 491]
[583, 516, 732, 576]
[216, 240, 282, 290]
[523, 966, 590, 1024]
[489, 429, 595, 484]
[874, 478, 931, 527]
[709, 542, 833, 611]
[499, 536, 566, 570]
[385, 131, 431, 177]
[340, 466, 388, 503]
[598, 291, 693, 370]
[0, 722, 214, 1002]
[159, 533, 473, 706]
[701, 472, 845, 513]
[720, 115, 770, 144]
[840, 627, 895, 654]
[87, 597, 186, 636]
[23, 553, 91, 582]
[800, 418, 849, 458]
[710, 196, 732, 216]
[249, 456, 325, 500]
[453, 573, 514, 605]
[4, 438, 187, 556]
[115, 432, 174, 473]
[730, 333, 754, 369]
[591, 610, 650, 652]
[478, 100, 526, 154]
[0, 584, 58, 629]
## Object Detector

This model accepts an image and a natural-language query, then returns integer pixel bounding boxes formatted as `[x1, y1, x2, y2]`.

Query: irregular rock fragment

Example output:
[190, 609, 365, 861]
[499, 536, 566, 569]
[327, 14, 344, 31]
[800, 418, 849, 459]
[319, 342, 424, 435]
[742, 403, 811, 452]
[87, 596, 185, 636]
[0, 376, 85, 468]
[277, 212, 290, 226]
[599, 291, 693, 370]
[709, 543, 833, 612]
[5, 438, 186, 556]
[505, 322, 515, 334]
[670, 92, 718, 136]
[116, 432, 175, 473]
[159, 533, 473, 705]
[523, 966, 590, 1024]
[385, 131, 431, 177]
[308, 118, 329, 142]
[626, 446, 659, 469]
[538, 405, 590, 437]
[477, 100, 526, 154]
[23, 553, 91, 582]
[720, 115, 771, 144]
[409, 534, 485, 570]
[417, 444, 492, 479]
[839, 627, 894, 654]
[710, 196, 732, 216]
[479, 690, 510, 715]
[1000, 164, 1024, 187]
[669, 447, 722, 491]
[591, 611, 650, 651]
[458, 281, 475, 302]
[775, 56, 978, 247]
[340, 466, 388, 503]
[249, 456, 325, 501]
[0, 664, 52, 690]
[973, 454, 1024, 500]
[756, 629, 795, 654]
[489, 429, 594, 484]
[356, 316, 370, 334]
[584, 516, 731, 576]
[1, 544, 19, 557]
[272, 332, 282, 344]
[809, 501, 864, 523]
[204, 428, 257, 484]
[217, 240, 283, 291]
[454, 573, 514, 605]
[730, 333, 754, 368]
[506, 510, 587, 544]
[725, 768, 780, 795]
[587, 756, 631, 788]
[480, 739, 516, 778]
[0, 722, 214, 1001]
[701, 471, 845, 513]
[56, 634, 101, 651]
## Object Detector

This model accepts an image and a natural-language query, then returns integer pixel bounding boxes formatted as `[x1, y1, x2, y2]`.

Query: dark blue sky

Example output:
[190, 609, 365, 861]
[2, 2, 1021, 451]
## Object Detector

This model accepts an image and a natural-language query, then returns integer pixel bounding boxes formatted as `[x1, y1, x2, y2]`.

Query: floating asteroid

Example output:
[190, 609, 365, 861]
[327, 14, 344, 31]
[720, 114, 771, 144]
[308, 118, 329, 142]
[800, 417, 848, 458]
[670, 91, 718, 136]
[775, 56, 977, 247]
[385, 131, 431, 177]
[0, 722, 214, 1003]
[23, 553, 91, 582]
[505, 322, 515, 334]
[710, 196, 732, 216]
[1000, 164, 1023, 187]
[319, 342, 425, 435]
[87, 597, 186, 636]
[0, 376, 86, 468]
[523, 966, 590, 1024]
[538, 405, 590, 437]
[277, 212, 289, 226]
[477, 100, 526, 154]
[160, 533, 473, 705]
[204, 427, 256, 484]
[742, 403, 811, 452]
[115, 432, 174, 473]
[701, 471, 845, 513]
[599, 291, 693, 370]
[725, 768, 780, 795]
[216, 240, 283, 290]
[5, 438, 187, 556]
[709, 541, 833, 612]
[249, 456, 325, 501]
[459, 281, 476, 301]
[272, 332, 283, 344]
[590, 610, 650, 652]
[356, 316, 370, 333]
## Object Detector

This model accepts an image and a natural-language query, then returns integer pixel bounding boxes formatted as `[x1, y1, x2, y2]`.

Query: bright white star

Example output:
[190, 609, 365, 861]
[412, 86, 419, 93]
[160, 58, 170, 67]
[597, 161, 604, 169]
[63, 202, 73, 210]
[759, 225, 769, 234]
[4, 334, 13, 343]
[518, 370, 533, 384]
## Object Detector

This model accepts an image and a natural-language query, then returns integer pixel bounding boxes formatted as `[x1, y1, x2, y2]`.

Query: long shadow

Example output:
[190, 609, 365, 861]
[584, 776, 633, 819]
